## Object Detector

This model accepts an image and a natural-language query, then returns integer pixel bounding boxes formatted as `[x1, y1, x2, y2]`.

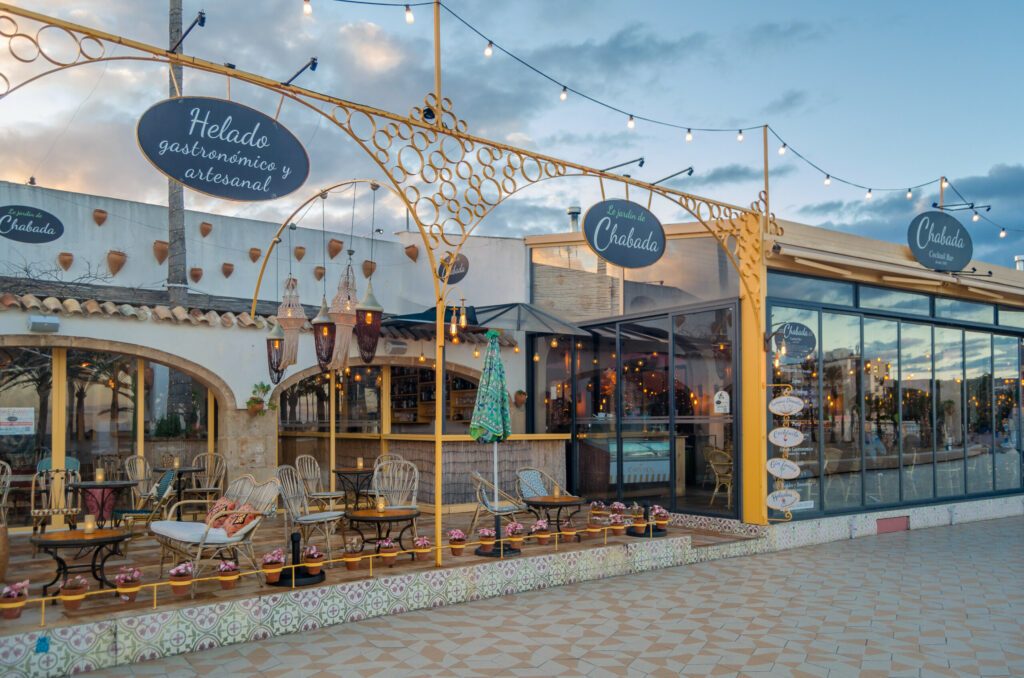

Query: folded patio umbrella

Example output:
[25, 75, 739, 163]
[469, 329, 512, 551]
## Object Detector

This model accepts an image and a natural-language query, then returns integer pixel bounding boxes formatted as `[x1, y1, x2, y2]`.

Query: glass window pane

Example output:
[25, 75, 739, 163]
[900, 323, 933, 501]
[623, 237, 738, 314]
[531, 245, 622, 322]
[768, 272, 854, 306]
[389, 366, 478, 434]
[68, 350, 137, 476]
[531, 336, 573, 434]
[993, 336, 1020, 490]
[674, 308, 735, 516]
[336, 366, 381, 434]
[965, 332, 994, 493]
[935, 298, 994, 324]
[863, 318, 900, 505]
[822, 313, 862, 510]
[0, 348, 52, 527]
[859, 286, 931, 316]
[143, 360, 208, 469]
[998, 308, 1024, 330]
[935, 327, 965, 497]
[279, 374, 330, 433]
[444, 371, 479, 434]
[576, 329, 617, 499]
[768, 306, 820, 516]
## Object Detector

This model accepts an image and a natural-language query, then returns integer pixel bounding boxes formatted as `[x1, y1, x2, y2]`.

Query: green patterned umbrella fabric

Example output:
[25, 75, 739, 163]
[469, 329, 511, 444]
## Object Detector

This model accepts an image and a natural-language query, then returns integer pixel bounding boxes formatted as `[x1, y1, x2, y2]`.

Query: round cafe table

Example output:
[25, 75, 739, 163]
[153, 466, 203, 520]
[332, 467, 375, 511]
[30, 528, 130, 596]
[523, 495, 587, 534]
[69, 479, 138, 528]
[346, 508, 420, 557]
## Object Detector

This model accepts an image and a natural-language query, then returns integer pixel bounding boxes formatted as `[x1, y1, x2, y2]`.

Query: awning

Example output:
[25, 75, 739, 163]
[472, 303, 590, 337]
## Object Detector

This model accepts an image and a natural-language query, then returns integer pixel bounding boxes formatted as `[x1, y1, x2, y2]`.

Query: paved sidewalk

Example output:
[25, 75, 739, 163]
[92, 516, 1024, 677]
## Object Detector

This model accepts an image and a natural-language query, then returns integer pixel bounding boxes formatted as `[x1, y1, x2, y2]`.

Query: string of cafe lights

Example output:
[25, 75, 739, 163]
[308, 0, 1016, 237]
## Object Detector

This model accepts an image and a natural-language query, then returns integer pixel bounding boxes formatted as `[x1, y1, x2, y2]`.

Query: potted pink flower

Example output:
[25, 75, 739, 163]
[0, 580, 29, 620]
[378, 538, 399, 567]
[447, 529, 467, 556]
[610, 501, 626, 515]
[218, 560, 240, 590]
[505, 521, 525, 548]
[261, 548, 285, 584]
[412, 536, 432, 561]
[114, 566, 143, 603]
[530, 519, 550, 546]
[609, 513, 626, 535]
[59, 575, 90, 612]
[652, 505, 670, 530]
[589, 500, 607, 519]
[477, 527, 496, 554]
[342, 542, 362, 571]
[303, 545, 325, 576]
[168, 562, 194, 598]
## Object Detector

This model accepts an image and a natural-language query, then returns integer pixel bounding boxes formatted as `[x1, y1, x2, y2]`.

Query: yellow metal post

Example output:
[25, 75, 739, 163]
[433, 297, 444, 566]
[51, 347, 67, 528]
[137, 357, 145, 458]
[206, 388, 215, 456]
[433, 0, 442, 120]
[329, 370, 336, 489]
[380, 365, 391, 455]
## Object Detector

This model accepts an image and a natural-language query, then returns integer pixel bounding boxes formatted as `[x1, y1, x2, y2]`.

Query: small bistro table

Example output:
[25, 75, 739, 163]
[346, 508, 420, 557]
[30, 528, 130, 596]
[153, 466, 203, 520]
[69, 479, 138, 528]
[523, 495, 587, 534]
[332, 467, 375, 511]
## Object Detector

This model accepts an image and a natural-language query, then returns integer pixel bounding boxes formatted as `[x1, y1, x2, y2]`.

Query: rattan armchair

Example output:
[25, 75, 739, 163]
[469, 470, 525, 535]
[277, 464, 345, 564]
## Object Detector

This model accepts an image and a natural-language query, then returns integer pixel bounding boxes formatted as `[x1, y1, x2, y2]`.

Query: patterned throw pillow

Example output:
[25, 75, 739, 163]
[205, 497, 237, 528]
[223, 503, 258, 537]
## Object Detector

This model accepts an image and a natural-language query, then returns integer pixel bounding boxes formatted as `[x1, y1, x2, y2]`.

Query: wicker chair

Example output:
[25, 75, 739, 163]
[371, 459, 420, 537]
[114, 469, 176, 530]
[0, 460, 10, 527]
[515, 466, 561, 501]
[95, 454, 122, 480]
[185, 454, 227, 504]
[468, 471, 525, 535]
[123, 456, 154, 505]
[707, 449, 733, 509]
[30, 468, 82, 535]
[295, 454, 347, 510]
[277, 464, 345, 564]
[151, 475, 280, 595]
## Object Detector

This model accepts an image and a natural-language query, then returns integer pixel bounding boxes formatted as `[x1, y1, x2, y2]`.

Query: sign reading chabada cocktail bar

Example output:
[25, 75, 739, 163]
[136, 96, 310, 202]
[907, 210, 973, 272]
[582, 198, 665, 268]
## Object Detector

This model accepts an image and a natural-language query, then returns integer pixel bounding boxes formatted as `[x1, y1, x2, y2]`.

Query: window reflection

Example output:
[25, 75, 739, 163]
[935, 327, 965, 497]
[859, 286, 930, 316]
[900, 324, 933, 501]
[576, 330, 617, 499]
[965, 332, 993, 493]
[0, 348, 52, 527]
[768, 272, 854, 306]
[863, 318, 900, 505]
[993, 336, 1020, 490]
[822, 313, 862, 510]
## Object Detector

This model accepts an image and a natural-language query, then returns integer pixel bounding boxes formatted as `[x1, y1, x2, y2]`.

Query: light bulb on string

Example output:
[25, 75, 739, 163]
[418, 350, 426, 363]
[483, 41, 493, 57]
[865, 188, 873, 200]
[736, 129, 744, 142]
[404, 4, 414, 23]
[972, 211, 980, 222]
[906, 188, 913, 200]
[685, 128, 693, 142]
[533, 352, 540, 363]
[1000, 228, 1007, 239]
[627, 115, 635, 129]
[559, 86, 567, 101]
[823, 175, 831, 186]
[778, 144, 787, 156]
[473, 347, 480, 359]
[941, 177, 949, 189]
[303, 0, 312, 16]
[513, 344, 520, 353]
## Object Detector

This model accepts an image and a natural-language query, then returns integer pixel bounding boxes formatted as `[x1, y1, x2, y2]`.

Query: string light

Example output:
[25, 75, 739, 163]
[778, 143, 787, 156]
[942, 177, 949, 189]
[972, 211, 980, 222]
[483, 41, 493, 57]
[823, 175, 831, 186]
[404, 4, 414, 23]
[473, 347, 480, 359]
[533, 352, 540, 363]
[685, 128, 693, 142]
[865, 188, 873, 200]
[559, 86, 567, 101]
[418, 350, 426, 363]
[906, 188, 913, 200]
[1000, 228, 1007, 239]
[303, 0, 312, 16]
[627, 115, 635, 129]
[736, 129, 744, 142]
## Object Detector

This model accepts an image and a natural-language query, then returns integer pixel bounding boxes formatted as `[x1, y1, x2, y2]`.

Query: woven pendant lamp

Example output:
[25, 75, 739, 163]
[275, 275, 306, 369]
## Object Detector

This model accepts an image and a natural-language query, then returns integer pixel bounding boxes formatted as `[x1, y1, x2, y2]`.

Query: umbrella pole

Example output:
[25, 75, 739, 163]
[493, 440, 501, 546]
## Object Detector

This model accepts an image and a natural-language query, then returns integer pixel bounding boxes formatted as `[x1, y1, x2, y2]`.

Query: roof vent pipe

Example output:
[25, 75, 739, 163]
[1016, 255, 1024, 272]
[567, 205, 581, 231]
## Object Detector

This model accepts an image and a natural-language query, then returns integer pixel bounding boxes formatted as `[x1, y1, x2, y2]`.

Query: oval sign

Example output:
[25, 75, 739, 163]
[907, 210, 973, 272]
[769, 395, 804, 416]
[582, 198, 665, 268]
[0, 205, 64, 244]
[768, 426, 805, 448]
[438, 252, 469, 284]
[136, 96, 310, 202]
[773, 322, 816, 359]
[767, 457, 802, 480]
[767, 489, 802, 511]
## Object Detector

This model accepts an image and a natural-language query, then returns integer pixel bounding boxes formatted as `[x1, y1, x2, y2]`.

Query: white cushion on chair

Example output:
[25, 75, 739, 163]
[296, 511, 344, 523]
[151, 520, 243, 545]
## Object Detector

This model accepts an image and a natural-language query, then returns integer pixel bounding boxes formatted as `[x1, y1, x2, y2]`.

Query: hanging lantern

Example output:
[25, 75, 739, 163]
[449, 307, 458, 339]
[311, 297, 336, 372]
[459, 297, 468, 330]
[328, 258, 358, 370]
[275, 275, 306, 369]
[355, 280, 383, 363]
[266, 323, 286, 384]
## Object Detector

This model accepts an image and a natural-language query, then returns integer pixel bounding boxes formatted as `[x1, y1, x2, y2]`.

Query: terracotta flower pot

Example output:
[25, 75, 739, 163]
[304, 556, 324, 576]
[328, 239, 344, 259]
[508, 536, 524, 548]
[247, 402, 265, 416]
[249, 247, 262, 263]
[413, 549, 431, 561]
[655, 519, 669, 530]
[362, 260, 376, 278]
[380, 547, 398, 567]
[293, 246, 306, 262]
[189, 267, 203, 283]
[93, 208, 107, 226]
[586, 524, 602, 534]
[169, 574, 192, 598]
[57, 252, 74, 271]
[60, 585, 88, 611]
[534, 532, 550, 546]
[153, 240, 169, 264]
[117, 584, 141, 603]
[610, 525, 626, 536]
[199, 221, 213, 237]
[221, 262, 234, 278]
[262, 565, 283, 584]
[478, 538, 494, 555]
[632, 522, 648, 534]
[343, 557, 360, 571]
[562, 528, 577, 540]
[404, 244, 419, 262]
[218, 574, 239, 590]
[449, 541, 465, 556]
[106, 250, 127, 276]
[0, 598, 26, 620]
[313, 265, 325, 281]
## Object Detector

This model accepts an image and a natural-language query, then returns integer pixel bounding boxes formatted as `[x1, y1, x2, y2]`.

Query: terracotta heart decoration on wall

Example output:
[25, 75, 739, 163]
[107, 250, 126, 276]
[93, 209, 107, 226]
[362, 260, 376, 278]
[249, 247, 261, 262]
[199, 221, 213, 237]
[190, 267, 203, 283]
[57, 252, 74, 271]
[404, 244, 419, 262]
[294, 246, 306, 262]
[222, 262, 234, 278]
[328, 239, 344, 259]
[314, 265, 325, 281]
[153, 240, 169, 264]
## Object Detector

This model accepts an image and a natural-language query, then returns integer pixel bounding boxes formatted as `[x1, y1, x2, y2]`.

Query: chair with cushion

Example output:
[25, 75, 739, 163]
[113, 469, 175, 531]
[468, 470, 525, 535]
[0, 460, 11, 527]
[36, 456, 81, 473]
[295, 455, 347, 511]
[515, 466, 561, 502]
[277, 464, 345, 564]
[151, 475, 280, 595]
[30, 468, 82, 535]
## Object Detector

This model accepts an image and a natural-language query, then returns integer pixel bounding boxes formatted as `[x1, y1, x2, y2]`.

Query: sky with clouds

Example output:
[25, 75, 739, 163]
[1, 0, 1022, 265]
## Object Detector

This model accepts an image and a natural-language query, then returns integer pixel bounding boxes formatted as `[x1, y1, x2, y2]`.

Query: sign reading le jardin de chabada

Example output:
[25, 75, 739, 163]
[582, 198, 666, 268]
[0, 205, 64, 244]
[438, 252, 469, 284]
[137, 97, 310, 202]
[907, 210, 973, 272]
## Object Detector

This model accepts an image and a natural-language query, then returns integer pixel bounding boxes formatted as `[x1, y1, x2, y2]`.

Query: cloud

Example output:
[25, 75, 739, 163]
[761, 89, 810, 116]
[671, 163, 795, 190]
[745, 22, 827, 50]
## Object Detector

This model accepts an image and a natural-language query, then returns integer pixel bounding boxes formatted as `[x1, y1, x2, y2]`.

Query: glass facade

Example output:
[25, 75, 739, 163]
[769, 273, 1024, 516]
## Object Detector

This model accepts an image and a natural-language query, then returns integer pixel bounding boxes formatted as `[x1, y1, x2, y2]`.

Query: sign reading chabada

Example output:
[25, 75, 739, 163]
[582, 198, 665, 268]
[907, 210, 973, 272]
[137, 96, 309, 202]
[0, 205, 63, 244]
